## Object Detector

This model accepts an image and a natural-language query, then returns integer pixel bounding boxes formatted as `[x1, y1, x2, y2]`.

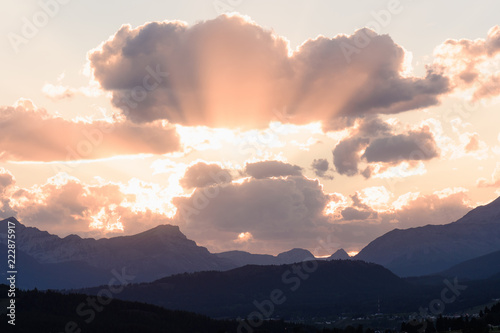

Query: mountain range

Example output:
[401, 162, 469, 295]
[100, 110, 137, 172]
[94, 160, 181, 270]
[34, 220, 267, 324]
[0, 217, 347, 289]
[355, 196, 500, 276]
[1, 195, 500, 291]
[76, 259, 500, 319]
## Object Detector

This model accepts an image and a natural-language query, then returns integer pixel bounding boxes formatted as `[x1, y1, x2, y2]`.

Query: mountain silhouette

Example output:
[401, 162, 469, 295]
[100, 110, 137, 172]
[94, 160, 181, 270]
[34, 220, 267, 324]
[355, 196, 500, 276]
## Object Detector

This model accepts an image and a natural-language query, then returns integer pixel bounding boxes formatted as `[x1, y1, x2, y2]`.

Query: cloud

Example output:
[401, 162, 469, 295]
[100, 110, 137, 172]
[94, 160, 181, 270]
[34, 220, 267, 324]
[465, 133, 480, 153]
[42, 83, 77, 100]
[387, 189, 471, 229]
[434, 25, 500, 100]
[332, 137, 369, 176]
[332, 117, 440, 178]
[311, 158, 332, 179]
[326, 188, 472, 250]
[477, 163, 500, 188]
[0, 99, 180, 161]
[173, 175, 330, 254]
[41, 83, 101, 101]
[0, 168, 14, 191]
[341, 207, 374, 221]
[245, 160, 302, 179]
[0, 171, 173, 237]
[234, 231, 253, 243]
[362, 127, 439, 163]
[180, 162, 232, 189]
[0, 168, 15, 217]
[88, 15, 449, 130]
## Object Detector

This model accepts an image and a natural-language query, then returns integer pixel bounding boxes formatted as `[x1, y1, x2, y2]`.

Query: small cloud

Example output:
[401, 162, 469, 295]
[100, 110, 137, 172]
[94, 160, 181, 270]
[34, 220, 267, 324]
[311, 158, 333, 179]
[234, 231, 253, 243]
[477, 163, 500, 188]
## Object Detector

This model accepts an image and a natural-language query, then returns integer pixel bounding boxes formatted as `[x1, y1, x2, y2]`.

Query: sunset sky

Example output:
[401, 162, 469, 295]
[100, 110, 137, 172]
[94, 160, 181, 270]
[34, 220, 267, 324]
[1, 0, 500, 256]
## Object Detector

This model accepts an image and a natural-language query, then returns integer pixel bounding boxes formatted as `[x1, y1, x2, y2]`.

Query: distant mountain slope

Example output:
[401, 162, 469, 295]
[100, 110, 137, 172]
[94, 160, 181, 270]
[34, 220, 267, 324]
[440, 249, 500, 280]
[328, 248, 351, 260]
[215, 248, 351, 266]
[215, 248, 316, 266]
[276, 247, 315, 263]
[78, 260, 416, 318]
[0, 217, 332, 290]
[355, 197, 500, 277]
[0, 217, 233, 289]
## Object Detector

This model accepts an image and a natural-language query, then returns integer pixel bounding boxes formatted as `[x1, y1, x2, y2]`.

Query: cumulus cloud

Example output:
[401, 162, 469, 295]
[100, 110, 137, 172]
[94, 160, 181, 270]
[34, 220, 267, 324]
[0, 168, 14, 191]
[326, 188, 472, 250]
[173, 175, 330, 254]
[332, 117, 440, 178]
[333, 137, 369, 176]
[0, 168, 15, 217]
[180, 162, 232, 189]
[362, 127, 439, 163]
[88, 15, 449, 130]
[0, 100, 180, 161]
[245, 160, 302, 179]
[434, 25, 500, 100]
[0, 171, 173, 237]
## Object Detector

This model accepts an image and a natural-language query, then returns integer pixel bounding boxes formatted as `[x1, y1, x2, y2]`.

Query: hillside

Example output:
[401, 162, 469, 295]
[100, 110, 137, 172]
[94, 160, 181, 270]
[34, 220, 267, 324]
[355, 197, 500, 276]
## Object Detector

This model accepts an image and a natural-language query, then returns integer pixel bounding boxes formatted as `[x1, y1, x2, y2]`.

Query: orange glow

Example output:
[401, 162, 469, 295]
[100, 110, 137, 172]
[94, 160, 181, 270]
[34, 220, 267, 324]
[235, 231, 253, 243]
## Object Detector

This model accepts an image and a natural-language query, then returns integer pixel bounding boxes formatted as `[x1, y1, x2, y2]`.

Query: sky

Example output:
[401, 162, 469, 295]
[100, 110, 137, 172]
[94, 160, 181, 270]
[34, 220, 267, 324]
[1, 0, 500, 256]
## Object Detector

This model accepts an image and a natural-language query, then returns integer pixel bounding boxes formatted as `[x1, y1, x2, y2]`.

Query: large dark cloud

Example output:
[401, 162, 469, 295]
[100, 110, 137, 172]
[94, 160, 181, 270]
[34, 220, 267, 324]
[0, 100, 180, 161]
[245, 160, 302, 179]
[332, 117, 440, 177]
[180, 162, 232, 189]
[89, 15, 450, 130]
[332, 137, 369, 176]
[173, 175, 330, 254]
[362, 128, 439, 163]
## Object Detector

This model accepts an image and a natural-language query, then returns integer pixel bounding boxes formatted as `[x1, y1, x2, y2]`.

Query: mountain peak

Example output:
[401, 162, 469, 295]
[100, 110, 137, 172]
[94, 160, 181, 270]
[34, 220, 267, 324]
[329, 248, 351, 260]
[276, 248, 314, 263]
[139, 224, 186, 239]
[0, 217, 25, 234]
[1, 216, 21, 225]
